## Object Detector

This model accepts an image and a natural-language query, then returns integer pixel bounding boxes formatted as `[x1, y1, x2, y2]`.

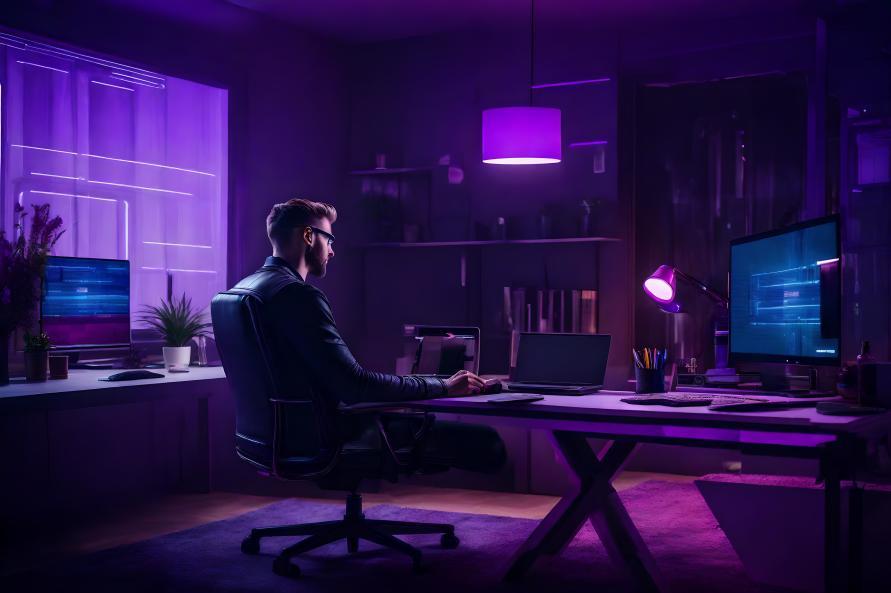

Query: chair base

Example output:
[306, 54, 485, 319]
[242, 492, 459, 576]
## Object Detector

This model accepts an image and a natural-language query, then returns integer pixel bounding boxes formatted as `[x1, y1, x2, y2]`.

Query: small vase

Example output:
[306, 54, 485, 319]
[24, 350, 48, 382]
[1, 332, 9, 386]
[162, 346, 191, 371]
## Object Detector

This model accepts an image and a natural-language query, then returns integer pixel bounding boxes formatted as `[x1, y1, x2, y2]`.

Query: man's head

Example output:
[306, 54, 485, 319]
[266, 198, 337, 278]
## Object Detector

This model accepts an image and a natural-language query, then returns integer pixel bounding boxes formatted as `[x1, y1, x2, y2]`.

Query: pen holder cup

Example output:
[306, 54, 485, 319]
[635, 367, 665, 394]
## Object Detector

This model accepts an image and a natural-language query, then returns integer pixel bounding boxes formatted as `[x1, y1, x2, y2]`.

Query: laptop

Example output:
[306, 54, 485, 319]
[505, 333, 610, 395]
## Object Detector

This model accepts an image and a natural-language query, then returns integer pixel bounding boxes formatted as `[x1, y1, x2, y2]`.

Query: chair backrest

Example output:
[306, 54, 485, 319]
[211, 288, 339, 477]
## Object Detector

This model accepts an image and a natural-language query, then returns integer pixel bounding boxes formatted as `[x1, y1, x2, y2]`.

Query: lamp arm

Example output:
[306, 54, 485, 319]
[674, 269, 728, 307]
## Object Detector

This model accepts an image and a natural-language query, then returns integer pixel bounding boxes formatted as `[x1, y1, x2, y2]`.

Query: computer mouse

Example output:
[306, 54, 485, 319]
[102, 370, 165, 381]
[480, 378, 503, 395]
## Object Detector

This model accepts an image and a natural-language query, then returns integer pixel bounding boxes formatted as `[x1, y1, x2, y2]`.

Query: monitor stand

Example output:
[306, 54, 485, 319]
[66, 352, 120, 370]
[757, 364, 832, 398]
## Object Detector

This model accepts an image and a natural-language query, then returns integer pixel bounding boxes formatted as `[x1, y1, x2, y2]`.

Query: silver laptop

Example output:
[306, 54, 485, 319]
[506, 333, 610, 395]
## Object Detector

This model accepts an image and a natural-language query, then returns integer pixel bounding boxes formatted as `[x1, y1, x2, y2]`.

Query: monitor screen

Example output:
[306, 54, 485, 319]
[513, 333, 611, 385]
[41, 256, 131, 350]
[729, 216, 840, 365]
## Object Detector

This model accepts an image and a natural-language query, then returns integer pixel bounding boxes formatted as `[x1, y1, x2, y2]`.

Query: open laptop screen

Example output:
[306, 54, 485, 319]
[513, 333, 611, 385]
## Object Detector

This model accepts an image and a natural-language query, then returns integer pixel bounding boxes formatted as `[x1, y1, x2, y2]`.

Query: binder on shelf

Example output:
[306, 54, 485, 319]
[502, 286, 598, 334]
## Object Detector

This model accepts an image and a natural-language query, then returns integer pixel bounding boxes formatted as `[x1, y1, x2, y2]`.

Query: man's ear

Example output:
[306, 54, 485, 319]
[301, 226, 313, 246]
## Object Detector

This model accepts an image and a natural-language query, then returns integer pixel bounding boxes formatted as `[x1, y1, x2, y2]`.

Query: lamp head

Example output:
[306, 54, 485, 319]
[643, 265, 683, 313]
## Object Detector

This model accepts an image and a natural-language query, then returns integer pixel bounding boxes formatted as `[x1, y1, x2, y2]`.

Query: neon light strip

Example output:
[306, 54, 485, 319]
[143, 241, 211, 249]
[91, 80, 134, 92]
[531, 77, 610, 89]
[30, 171, 190, 195]
[12, 144, 77, 156]
[110, 72, 165, 87]
[569, 140, 608, 147]
[141, 266, 217, 274]
[123, 200, 130, 260]
[15, 60, 69, 74]
[31, 172, 80, 180]
[0, 32, 165, 80]
[110, 75, 164, 89]
[84, 153, 214, 177]
[12, 144, 215, 177]
[87, 179, 192, 196]
[31, 190, 117, 203]
[816, 258, 840, 265]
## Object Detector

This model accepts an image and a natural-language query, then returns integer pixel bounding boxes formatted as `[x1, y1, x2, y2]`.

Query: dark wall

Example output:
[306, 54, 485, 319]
[345, 27, 630, 385]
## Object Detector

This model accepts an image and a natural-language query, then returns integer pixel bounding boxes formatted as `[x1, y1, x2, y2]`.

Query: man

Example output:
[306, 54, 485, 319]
[227, 198, 506, 473]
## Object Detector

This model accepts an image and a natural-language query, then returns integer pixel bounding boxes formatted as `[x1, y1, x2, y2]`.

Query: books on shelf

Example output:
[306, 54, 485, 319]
[502, 287, 598, 334]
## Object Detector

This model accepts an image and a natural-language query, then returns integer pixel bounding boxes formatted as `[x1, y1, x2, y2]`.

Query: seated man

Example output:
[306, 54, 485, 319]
[228, 198, 506, 474]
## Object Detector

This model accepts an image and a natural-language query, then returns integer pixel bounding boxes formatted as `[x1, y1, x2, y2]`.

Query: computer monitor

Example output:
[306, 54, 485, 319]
[41, 256, 131, 351]
[729, 216, 840, 367]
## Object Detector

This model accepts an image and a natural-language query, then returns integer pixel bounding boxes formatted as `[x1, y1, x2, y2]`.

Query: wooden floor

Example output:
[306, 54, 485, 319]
[2, 471, 691, 577]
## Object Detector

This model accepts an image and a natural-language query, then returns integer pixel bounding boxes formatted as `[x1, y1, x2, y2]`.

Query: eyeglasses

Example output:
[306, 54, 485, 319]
[308, 226, 335, 247]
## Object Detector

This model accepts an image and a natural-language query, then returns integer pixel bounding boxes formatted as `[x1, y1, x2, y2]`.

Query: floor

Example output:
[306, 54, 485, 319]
[2, 471, 692, 578]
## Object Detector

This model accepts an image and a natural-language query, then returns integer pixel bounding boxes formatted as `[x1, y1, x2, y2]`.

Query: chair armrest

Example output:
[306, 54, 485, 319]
[338, 402, 428, 415]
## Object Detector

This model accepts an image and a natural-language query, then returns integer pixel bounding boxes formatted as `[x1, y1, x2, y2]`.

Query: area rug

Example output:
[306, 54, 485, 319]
[6, 481, 773, 593]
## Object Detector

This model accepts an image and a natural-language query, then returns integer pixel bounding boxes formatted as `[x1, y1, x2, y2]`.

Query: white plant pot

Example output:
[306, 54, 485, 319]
[162, 346, 191, 371]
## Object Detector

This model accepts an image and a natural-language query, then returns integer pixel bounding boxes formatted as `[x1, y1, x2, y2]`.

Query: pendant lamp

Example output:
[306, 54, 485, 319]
[482, 0, 561, 165]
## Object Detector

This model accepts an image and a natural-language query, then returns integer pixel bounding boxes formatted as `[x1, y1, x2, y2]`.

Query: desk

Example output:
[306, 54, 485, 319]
[407, 391, 891, 593]
[0, 367, 227, 515]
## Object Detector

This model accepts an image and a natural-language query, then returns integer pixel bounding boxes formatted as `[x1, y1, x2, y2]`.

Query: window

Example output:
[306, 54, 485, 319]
[0, 31, 228, 322]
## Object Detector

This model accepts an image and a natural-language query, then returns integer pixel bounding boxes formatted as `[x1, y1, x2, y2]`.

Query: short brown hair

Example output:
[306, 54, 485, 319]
[266, 198, 337, 246]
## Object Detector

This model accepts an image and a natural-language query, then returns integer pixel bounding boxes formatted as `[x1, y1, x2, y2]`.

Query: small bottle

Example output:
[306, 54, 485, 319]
[857, 340, 877, 405]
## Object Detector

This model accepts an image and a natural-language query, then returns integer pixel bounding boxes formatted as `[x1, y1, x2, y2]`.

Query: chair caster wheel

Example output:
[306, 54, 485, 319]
[440, 532, 459, 549]
[272, 556, 301, 578]
[241, 537, 260, 555]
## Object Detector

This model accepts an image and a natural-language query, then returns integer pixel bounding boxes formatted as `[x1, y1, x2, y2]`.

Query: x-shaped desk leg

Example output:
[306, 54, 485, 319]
[505, 431, 665, 593]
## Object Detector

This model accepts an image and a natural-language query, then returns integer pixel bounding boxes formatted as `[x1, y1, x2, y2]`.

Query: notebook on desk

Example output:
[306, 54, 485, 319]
[505, 333, 610, 395]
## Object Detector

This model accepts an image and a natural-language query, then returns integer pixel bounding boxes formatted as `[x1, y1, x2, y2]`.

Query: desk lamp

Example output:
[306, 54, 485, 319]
[643, 265, 732, 373]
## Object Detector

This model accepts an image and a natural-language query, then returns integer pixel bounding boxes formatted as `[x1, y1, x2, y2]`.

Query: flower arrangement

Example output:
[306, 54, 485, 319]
[0, 203, 65, 335]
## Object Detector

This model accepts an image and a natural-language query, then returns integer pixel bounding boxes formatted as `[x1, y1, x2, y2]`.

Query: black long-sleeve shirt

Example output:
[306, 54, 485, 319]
[235, 256, 446, 405]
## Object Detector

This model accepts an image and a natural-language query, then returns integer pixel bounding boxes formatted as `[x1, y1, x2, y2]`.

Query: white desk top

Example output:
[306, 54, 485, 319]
[0, 367, 227, 411]
[408, 391, 891, 437]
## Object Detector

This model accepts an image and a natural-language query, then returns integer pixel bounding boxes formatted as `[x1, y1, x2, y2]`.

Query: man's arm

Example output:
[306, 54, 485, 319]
[280, 284, 447, 404]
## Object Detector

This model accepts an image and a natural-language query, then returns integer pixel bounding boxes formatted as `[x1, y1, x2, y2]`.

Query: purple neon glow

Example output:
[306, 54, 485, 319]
[482, 107, 561, 165]
[15, 60, 68, 74]
[530, 77, 611, 89]
[91, 80, 134, 92]
[31, 189, 118, 203]
[569, 140, 609, 148]
[643, 265, 677, 302]
[142, 266, 218, 274]
[144, 241, 212, 249]
[13, 144, 215, 176]
[3, 37, 227, 325]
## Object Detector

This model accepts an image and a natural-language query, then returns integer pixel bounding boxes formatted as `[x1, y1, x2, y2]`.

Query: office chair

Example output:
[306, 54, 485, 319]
[211, 289, 459, 577]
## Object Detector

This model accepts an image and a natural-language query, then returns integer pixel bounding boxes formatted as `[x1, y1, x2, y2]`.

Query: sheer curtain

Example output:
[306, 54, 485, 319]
[0, 31, 228, 323]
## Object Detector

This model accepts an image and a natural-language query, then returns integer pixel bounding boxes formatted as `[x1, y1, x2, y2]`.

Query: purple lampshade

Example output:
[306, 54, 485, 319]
[643, 265, 676, 303]
[482, 107, 561, 165]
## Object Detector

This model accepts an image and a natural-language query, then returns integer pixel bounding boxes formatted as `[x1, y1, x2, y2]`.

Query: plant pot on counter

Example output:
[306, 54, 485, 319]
[24, 350, 48, 382]
[162, 346, 191, 371]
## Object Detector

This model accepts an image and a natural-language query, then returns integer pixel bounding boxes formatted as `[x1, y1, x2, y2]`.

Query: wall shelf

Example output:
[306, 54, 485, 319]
[348, 167, 433, 176]
[357, 236, 621, 249]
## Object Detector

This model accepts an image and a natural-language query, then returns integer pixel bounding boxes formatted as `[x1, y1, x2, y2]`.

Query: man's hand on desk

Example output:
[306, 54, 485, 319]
[443, 370, 486, 396]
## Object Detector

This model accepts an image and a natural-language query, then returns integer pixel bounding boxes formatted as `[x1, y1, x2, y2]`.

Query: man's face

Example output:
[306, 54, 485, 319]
[305, 218, 335, 278]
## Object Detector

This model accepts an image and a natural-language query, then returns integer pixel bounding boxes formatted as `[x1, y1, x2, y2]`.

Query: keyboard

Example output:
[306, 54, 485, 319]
[621, 393, 765, 408]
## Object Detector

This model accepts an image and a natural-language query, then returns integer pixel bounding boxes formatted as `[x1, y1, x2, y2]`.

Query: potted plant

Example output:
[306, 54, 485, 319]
[141, 294, 211, 371]
[0, 203, 65, 385]
[23, 332, 51, 382]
